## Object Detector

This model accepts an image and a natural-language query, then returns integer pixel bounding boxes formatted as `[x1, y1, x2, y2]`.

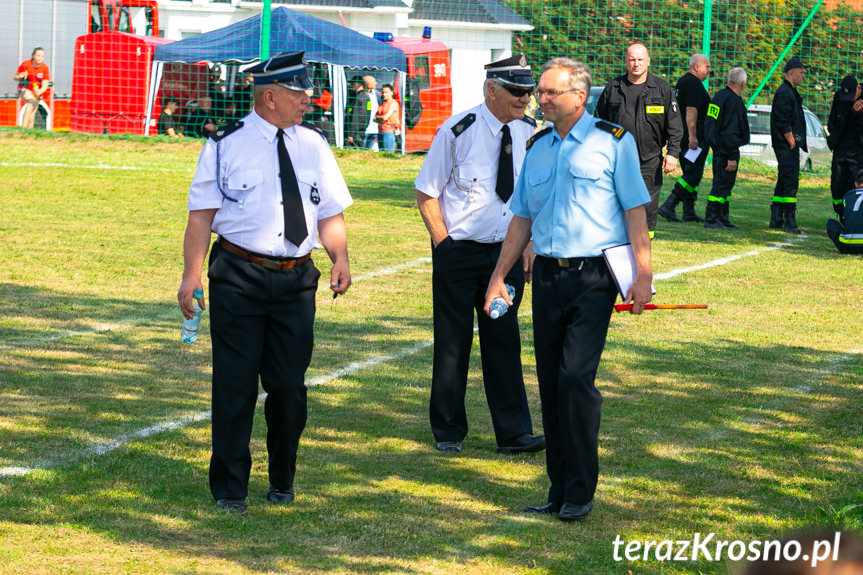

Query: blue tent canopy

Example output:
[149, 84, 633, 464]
[153, 7, 406, 72]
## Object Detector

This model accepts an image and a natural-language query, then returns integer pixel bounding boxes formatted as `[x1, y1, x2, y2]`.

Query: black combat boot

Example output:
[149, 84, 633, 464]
[782, 204, 802, 234]
[769, 203, 783, 229]
[719, 203, 738, 229]
[682, 200, 704, 223]
[658, 194, 683, 222]
[703, 202, 728, 229]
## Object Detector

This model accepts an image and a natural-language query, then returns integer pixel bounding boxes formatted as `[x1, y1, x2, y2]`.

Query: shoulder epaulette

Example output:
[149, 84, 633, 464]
[526, 126, 552, 150]
[211, 120, 244, 142]
[595, 120, 626, 140]
[451, 113, 476, 137]
[519, 114, 537, 127]
[301, 121, 328, 141]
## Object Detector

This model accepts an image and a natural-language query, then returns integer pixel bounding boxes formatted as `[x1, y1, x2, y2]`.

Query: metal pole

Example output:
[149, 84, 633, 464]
[701, 0, 712, 91]
[49, 0, 56, 130]
[746, 0, 825, 107]
[17, 0, 25, 126]
[18, 0, 24, 64]
[260, 0, 272, 61]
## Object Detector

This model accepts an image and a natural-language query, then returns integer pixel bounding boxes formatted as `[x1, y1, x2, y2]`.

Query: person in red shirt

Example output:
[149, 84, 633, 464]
[13, 47, 51, 129]
[374, 84, 400, 152]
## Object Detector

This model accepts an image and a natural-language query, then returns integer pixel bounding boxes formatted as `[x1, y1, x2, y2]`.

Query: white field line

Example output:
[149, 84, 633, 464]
[0, 258, 434, 351]
[794, 348, 862, 394]
[654, 237, 804, 280]
[0, 341, 437, 478]
[0, 242, 805, 478]
[0, 161, 191, 173]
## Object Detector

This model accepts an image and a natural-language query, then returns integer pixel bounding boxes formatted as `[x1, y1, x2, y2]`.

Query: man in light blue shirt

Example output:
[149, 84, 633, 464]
[485, 57, 653, 522]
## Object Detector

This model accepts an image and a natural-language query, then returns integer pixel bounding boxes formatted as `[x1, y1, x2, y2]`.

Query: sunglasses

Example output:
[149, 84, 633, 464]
[498, 83, 533, 98]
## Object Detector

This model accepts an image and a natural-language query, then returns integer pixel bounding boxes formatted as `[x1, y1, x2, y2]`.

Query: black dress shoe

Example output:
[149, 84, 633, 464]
[524, 502, 561, 514]
[496, 434, 545, 454]
[435, 441, 462, 453]
[266, 485, 295, 504]
[558, 500, 593, 522]
[216, 498, 247, 512]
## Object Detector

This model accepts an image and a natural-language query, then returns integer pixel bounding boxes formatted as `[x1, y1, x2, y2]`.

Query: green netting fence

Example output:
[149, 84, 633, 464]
[3, 0, 862, 142]
[506, 0, 863, 120]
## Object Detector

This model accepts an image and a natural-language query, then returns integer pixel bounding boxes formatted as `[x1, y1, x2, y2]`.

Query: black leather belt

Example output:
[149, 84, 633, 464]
[218, 237, 310, 271]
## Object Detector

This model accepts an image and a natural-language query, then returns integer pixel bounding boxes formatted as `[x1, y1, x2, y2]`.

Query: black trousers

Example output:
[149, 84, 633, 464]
[207, 241, 319, 501]
[531, 256, 618, 506]
[640, 156, 663, 232]
[672, 147, 707, 201]
[831, 147, 863, 216]
[708, 153, 738, 202]
[827, 219, 863, 254]
[773, 146, 800, 202]
[430, 238, 533, 444]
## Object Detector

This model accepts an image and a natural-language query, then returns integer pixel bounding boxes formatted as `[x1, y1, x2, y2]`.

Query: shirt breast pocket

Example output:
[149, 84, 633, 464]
[568, 165, 601, 204]
[525, 167, 553, 213]
[454, 163, 493, 197]
[225, 169, 263, 209]
[296, 169, 320, 215]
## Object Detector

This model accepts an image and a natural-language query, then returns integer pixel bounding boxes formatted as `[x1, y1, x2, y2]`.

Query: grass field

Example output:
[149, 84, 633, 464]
[0, 129, 861, 575]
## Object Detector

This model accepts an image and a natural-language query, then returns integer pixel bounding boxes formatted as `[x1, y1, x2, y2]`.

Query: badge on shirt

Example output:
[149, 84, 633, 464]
[310, 184, 321, 205]
[646, 105, 665, 114]
[505, 143, 512, 155]
[707, 103, 720, 119]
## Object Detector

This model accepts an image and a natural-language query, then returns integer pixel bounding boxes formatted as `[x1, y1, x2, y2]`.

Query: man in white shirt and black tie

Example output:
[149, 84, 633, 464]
[414, 54, 545, 456]
[178, 51, 352, 513]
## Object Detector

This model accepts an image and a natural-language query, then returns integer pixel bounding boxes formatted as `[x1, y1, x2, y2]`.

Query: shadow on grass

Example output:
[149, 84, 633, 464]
[0, 282, 177, 346]
[1, 307, 861, 573]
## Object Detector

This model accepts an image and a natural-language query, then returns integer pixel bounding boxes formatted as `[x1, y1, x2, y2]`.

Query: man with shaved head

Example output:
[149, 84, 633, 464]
[660, 54, 712, 223]
[595, 43, 683, 238]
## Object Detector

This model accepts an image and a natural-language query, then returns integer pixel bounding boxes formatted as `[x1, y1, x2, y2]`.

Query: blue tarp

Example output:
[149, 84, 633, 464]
[153, 7, 406, 71]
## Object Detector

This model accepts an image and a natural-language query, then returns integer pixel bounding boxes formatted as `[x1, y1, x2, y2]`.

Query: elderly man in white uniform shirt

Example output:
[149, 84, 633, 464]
[178, 51, 352, 513]
[414, 54, 545, 456]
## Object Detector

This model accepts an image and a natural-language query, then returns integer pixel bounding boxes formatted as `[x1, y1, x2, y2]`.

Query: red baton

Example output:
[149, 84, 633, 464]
[614, 304, 708, 312]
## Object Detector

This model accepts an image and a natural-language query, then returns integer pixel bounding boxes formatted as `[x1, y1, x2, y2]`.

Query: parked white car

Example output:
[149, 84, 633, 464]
[741, 104, 831, 171]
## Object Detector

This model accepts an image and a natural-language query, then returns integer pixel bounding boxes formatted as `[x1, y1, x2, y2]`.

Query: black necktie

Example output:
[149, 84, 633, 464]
[496, 124, 514, 202]
[276, 128, 308, 246]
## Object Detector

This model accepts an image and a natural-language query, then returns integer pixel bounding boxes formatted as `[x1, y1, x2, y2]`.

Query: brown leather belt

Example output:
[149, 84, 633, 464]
[218, 237, 310, 271]
[540, 256, 604, 269]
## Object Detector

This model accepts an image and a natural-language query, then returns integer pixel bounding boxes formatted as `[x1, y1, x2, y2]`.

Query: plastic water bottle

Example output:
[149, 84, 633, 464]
[181, 289, 204, 343]
[489, 284, 517, 319]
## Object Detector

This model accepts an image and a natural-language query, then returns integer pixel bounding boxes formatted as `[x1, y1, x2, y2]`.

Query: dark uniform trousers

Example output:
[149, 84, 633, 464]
[207, 241, 319, 501]
[708, 152, 738, 203]
[831, 147, 863, 217]
[531, 256, 618, 506]
[672, 149, 707, 202]
[640, 155, 663, 231]
[773, 146, 800, 203]
[430, 238, 533, 444]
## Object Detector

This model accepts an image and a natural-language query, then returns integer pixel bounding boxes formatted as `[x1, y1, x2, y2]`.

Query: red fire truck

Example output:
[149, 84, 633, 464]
[1, 0, 158, 130]
[389, 37, 452, 153]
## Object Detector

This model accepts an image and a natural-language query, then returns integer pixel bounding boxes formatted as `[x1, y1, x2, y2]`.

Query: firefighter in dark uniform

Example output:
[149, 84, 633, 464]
[178, 52, 353, 512]
[703, 67, 750, 229]
[827, 187, 863, 254]
[659, 54, 712, 223]
[414, 54, 545, 456]
[769, 57, 808, 234]
[595, 43, 683, 238]
[827, 75, 863, 222]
